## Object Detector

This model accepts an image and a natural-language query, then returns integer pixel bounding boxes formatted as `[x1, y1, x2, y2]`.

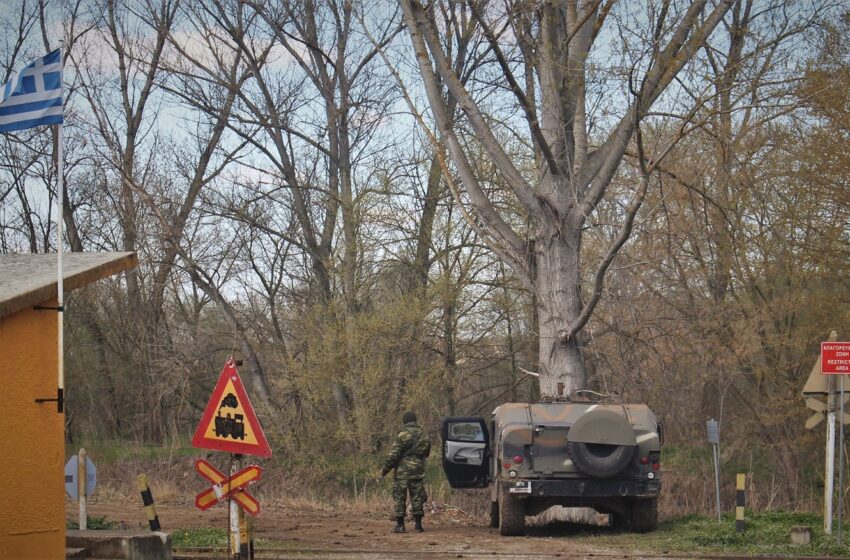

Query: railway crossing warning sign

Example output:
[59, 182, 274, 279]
[194, 458, 262, 515]
[192, 357, 272, 457]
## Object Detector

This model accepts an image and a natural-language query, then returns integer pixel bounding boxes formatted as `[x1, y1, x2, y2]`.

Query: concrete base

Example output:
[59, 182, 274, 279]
[790, 525, 812, 545]
[66, 530, 172, 560]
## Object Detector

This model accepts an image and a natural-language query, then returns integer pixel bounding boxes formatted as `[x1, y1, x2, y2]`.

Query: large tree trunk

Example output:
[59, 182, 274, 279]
[535, 227, 585, 397]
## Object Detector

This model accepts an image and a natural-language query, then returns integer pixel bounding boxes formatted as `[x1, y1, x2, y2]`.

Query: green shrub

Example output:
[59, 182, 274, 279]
[66, 515, 120, 530]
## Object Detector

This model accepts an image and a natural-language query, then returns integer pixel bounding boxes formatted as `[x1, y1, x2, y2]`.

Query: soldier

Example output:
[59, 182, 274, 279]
[380, 410, 431, 533]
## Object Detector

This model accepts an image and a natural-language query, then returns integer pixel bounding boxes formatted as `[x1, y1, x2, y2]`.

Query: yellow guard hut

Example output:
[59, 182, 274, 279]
[0, 252, 137, 559]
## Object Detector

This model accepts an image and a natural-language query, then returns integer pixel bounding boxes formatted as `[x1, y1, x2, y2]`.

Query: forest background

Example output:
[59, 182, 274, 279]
[1, 0, 848, 519]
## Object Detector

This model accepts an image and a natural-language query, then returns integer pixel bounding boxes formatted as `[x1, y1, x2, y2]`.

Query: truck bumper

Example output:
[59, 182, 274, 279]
[502, 477, 661, 499]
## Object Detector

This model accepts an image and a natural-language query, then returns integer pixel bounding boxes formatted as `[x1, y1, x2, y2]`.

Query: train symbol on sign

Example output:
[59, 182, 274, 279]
[191, 358, 271, 457]
[214, 393, 246, 440]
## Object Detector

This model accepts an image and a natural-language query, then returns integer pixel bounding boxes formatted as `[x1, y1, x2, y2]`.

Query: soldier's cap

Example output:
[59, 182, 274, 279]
[402, 410, 417, 424]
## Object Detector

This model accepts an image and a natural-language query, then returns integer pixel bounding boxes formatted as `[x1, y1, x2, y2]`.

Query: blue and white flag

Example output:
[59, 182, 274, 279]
[0, 49, 63, 133]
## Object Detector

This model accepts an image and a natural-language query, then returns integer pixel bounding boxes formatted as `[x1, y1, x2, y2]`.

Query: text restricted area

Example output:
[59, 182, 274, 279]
[822, 342, 850, 375]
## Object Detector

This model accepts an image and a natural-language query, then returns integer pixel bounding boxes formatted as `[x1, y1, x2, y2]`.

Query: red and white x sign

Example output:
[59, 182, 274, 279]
[194, 458, 262, 515]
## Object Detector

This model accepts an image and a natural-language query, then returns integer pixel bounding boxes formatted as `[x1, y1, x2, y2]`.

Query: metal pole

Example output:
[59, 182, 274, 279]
[226, 454, 232, 556]
[827, 372, 837, 535]
[56, 119, 64, 413]
[838, 375, 844, 544]
[230, 454, 241, 557]
[78, 448, 87, 530]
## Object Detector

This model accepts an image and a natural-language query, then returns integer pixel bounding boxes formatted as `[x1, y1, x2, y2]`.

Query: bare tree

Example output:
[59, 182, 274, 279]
[397, 0, 739, 396]
[175, 0, 401, 422]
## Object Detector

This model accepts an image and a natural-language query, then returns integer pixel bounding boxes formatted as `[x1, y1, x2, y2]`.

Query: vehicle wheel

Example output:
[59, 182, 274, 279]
[498, 486, 525, 536]
[489, 500, 499, 528]
[566, 441, 634, 478]
[608, 502, 631, 532]
[631, 497, 657, 533]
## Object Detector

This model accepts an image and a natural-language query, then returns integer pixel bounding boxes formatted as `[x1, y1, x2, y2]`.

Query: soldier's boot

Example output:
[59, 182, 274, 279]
[414, 515, 424, 532]
[392, 517, 406, 533]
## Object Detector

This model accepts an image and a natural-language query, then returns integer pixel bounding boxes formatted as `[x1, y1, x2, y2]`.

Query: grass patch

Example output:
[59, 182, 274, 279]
[171, 527, 228, 548]
[171, 527, 279, 550]
[65, 437, 197, 465]
[66, 515, 121, 530]
[577, 510, 850, 557]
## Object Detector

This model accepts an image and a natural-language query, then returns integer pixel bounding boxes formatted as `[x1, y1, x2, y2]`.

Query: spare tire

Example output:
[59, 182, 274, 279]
[567, 440, 635, 478]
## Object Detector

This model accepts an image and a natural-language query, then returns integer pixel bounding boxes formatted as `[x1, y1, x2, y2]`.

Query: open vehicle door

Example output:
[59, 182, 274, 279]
[442, 416, 490, 488]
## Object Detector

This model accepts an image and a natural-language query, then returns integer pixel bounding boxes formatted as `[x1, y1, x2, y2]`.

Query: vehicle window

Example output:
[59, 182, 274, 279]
[448, 422, 484, 442]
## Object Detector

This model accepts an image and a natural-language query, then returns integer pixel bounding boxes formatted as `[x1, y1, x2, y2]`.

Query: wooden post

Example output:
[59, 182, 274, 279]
[248, 515, 255, 559]
[136, 474, 161, 531]
[735, 473, 746, 532]
[238, 505, 252, 559]
[230, 500, 240, 556]
[78, 448, 87, 530]
[713, 443, 722, 521]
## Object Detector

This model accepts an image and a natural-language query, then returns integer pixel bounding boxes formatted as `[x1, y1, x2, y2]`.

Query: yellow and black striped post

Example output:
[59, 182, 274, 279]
[249, 515, 255, 559]
[238, 507, 254, 559]
[237, 506, 247, 558]
[137, 474, 161, 532]
[735, 473, 746, 532]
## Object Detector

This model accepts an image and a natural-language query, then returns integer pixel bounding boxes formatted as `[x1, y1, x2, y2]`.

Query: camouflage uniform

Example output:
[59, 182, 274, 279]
[381, 420, 430, 518]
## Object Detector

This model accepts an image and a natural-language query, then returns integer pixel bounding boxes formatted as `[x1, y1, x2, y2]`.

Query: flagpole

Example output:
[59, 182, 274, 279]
[56, 44, 65, 414]
[56, 119, 64, 413]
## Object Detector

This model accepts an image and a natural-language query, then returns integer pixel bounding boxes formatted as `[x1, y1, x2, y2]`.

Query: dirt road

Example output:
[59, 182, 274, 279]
[66, 500, 730, 560]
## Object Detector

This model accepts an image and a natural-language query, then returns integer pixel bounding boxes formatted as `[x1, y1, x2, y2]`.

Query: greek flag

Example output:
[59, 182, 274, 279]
[0, 49, 63, 133]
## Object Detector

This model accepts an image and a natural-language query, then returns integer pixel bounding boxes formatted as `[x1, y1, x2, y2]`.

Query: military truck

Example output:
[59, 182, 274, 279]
[441, 393, 662, 535]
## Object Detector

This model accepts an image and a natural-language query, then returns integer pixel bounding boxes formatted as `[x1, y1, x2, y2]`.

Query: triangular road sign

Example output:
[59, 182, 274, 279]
[802, 354, 828, 396]
[802, 331, 850, 396]
[192, 358, 272, 457]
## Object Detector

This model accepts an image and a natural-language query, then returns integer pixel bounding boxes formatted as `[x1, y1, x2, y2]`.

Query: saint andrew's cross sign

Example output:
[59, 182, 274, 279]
[194, 458, 262, 515]
[802, 340, 850, 429]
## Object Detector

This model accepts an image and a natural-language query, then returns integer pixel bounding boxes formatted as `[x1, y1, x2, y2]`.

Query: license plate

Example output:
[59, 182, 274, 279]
[508, 482, 531, 494]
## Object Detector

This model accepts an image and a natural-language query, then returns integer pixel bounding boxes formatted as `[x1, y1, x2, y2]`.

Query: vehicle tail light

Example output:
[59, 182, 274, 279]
[503, 462, 511, 470]
[513, 455, 524, 465]
[652, 462, 660, 470]
[640, 456, 649, 465]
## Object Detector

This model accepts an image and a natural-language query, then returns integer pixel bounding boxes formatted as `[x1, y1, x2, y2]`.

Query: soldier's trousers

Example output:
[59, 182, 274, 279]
[392, 477, 426, 517]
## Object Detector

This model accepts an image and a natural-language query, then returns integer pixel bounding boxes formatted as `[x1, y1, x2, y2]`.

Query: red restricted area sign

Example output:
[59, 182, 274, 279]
[194, 458, 262, 515]
[821, 342, 850, 375]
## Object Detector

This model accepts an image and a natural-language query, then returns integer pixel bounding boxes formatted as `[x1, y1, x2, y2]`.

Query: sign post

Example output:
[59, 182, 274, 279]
[230, 455, 241, 557]
[827, 373, 836, 536]
[64, 450, 96, 530]
[822, 338, 850, 540]
[838, 375, 844, 544]
[78, 449, 87, 531]
[706, 419, 721, 521]
[192, 358, 270, 560]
